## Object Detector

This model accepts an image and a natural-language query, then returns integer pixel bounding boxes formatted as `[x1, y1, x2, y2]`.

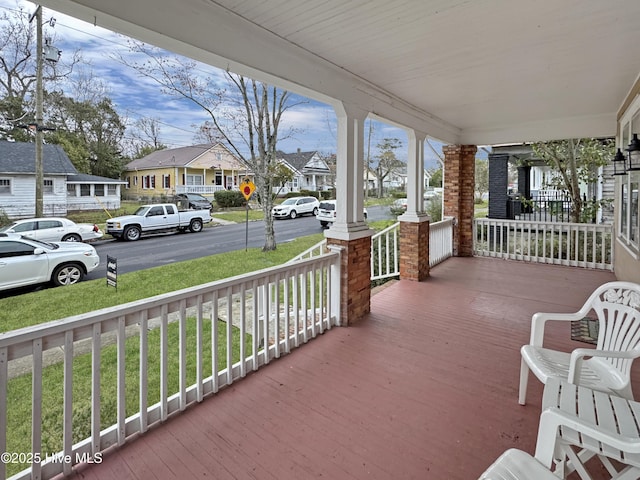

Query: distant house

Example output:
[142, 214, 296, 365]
[122, 143, 250, 201]
[0, 140, 125, 218]
[277, 149, 333, 195]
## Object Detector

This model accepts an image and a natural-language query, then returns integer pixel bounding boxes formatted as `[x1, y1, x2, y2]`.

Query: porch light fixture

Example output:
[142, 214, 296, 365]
[626, 133, 640, 171]
[612, 148, 628, 176]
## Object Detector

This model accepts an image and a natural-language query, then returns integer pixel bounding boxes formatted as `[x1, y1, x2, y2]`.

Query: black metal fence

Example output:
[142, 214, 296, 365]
[507, 191, 573, 222]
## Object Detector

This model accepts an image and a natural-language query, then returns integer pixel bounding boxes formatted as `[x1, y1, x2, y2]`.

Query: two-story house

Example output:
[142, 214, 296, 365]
[122, 143, 250, 201]
[277, 149, 333, 194]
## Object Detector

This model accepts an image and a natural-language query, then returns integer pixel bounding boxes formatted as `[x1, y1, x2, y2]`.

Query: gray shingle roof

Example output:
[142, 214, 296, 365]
[277, 150, 317, 172]
[125, 144, 215, 169]
[66, 173, 127, 184]
[0, 140, 77, 174]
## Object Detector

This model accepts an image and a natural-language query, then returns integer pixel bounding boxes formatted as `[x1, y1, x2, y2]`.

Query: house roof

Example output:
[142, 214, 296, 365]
[0, 141, 77, 175]
[125, 143, 247, 171]
[66, 173, 127, 184]
[278, 150, 330, 174]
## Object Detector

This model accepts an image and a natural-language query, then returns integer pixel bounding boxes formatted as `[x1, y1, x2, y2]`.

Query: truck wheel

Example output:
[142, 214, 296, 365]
[52, 263, 84, 286]
[124, 226, 141, 241]
[189, 218, 203, 233]
[320, 221, 328, 227]
[289, 210, 297, 219]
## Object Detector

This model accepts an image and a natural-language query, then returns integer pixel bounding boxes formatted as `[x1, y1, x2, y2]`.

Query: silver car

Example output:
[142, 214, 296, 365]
[272, 196, 320, 219]
[0, 233, 100, 291]
[0, 217, 103, 242]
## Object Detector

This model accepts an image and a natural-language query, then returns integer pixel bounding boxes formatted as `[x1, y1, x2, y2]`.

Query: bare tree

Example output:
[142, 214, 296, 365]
[0, 4, 81, 138]
[116, 41, 304, 250]
[375, 137, 404, 198]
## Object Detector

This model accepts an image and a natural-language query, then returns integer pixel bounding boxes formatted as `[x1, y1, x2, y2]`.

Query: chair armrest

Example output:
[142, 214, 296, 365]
[535, 407, 640, 467]
[568, 348, 640, 383]
[529, 311, 585, 347]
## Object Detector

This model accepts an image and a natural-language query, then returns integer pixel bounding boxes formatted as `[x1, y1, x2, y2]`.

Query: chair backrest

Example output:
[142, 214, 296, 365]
[589, 282, 640, 377]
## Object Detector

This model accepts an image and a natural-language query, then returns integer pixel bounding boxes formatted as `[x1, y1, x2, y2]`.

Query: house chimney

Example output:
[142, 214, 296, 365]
[297, 148, 301, 154]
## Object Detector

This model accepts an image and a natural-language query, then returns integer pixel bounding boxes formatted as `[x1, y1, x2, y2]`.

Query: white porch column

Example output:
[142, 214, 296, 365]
[328, 102, 370, 237]
[324, 102, 373, 325]
[399, 129, 428, 220]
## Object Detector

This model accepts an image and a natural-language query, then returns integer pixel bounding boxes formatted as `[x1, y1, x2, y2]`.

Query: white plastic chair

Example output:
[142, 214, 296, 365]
[519, 281, 640, 405]
[535, 378, 640, 480]
[478, 449, 558, 480]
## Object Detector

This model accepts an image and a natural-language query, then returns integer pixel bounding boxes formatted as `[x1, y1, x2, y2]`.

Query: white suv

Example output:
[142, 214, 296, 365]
[0, 233, 100, 291]
[272, 196, 320, 219]
[316, 200, 368, 227]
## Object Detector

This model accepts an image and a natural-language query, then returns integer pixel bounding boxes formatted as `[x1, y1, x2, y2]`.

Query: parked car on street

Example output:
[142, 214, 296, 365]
[316, 200, 368, 227]
[272, 196, 320, 219]
[0, 217, 103, 242]
[173, 193, 213, 210]
[0, 233, 100, 291]
[106, 203, 212, 241]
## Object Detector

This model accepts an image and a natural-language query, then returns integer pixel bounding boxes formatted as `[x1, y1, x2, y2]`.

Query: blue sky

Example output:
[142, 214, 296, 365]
[0, 0, 447, 169]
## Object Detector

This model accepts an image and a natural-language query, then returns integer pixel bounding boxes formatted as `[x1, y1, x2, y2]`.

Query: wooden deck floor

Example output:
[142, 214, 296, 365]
[70, 257, 627, 480]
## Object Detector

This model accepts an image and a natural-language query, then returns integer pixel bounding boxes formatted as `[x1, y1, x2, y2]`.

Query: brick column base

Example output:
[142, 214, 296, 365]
[326, 235, 371, 325]
[399, 220, 430, 281]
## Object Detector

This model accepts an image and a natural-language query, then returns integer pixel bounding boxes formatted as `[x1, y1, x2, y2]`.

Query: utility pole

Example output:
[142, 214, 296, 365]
[28, 6, 59, 217]
[34, 5, 44, 217]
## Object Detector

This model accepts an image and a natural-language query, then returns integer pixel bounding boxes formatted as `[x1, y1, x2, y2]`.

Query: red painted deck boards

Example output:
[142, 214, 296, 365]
[69, 257, 624, 480]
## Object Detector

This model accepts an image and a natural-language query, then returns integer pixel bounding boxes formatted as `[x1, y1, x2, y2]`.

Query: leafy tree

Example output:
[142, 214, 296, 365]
[428, 167, 443, 188]
[46, 92, 126, 177]
[532, 138, 614, 223]
[375, 137, 404, 198]
[475, 158, 489, 202]
[117, 41, 304, 251]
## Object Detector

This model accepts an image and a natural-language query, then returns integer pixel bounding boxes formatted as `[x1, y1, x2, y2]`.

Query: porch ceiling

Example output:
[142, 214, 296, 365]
[38, 0, 640, 145]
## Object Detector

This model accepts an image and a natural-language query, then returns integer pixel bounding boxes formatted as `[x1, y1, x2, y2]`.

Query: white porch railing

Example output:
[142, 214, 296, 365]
[429, 217, 454, 267]
[473, 218, 613, 270]
[0, 253, 340, 480]
[371, 222, 400, 281]
[291, 217, 455, 280]
[175, 185, 225, 194]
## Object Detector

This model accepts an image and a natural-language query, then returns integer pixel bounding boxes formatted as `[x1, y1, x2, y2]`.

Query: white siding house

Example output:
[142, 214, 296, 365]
[0, 141, 125, 218]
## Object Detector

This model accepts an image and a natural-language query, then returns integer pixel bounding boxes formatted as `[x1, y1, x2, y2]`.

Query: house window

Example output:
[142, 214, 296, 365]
[67, 184, 77, 197]
[134, 176, 138, 186]
[618, 101, 640, 254]
[163, 174, 171, 189]
[43, 178, 53, 194]
[126, 176, 130, 189]
[108, 185, 117, 195]
[215, 172, 223, 186]
[185, 174, 203, 186]
[142, 175, 156, 189]
[215, 152, 222, 161]
[0, 178, 10, 195]
[94, 184, 105, 196]
[80, 184, 91, 196]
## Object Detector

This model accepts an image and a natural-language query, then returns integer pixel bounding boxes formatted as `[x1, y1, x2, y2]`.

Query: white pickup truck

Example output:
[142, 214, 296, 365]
[106, 203, 212, 241]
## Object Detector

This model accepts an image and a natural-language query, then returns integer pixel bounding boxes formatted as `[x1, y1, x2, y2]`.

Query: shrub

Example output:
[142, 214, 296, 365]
[214, 190, 247, 208]
[285, 190, 319, 199]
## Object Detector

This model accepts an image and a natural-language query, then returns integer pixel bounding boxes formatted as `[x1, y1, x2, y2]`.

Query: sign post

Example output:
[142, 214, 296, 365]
[106, 255, 117, 290]
[240, 177, 256, 251]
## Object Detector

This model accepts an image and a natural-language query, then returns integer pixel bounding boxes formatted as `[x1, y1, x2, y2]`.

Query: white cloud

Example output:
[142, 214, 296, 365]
[0, 0, 412, 158]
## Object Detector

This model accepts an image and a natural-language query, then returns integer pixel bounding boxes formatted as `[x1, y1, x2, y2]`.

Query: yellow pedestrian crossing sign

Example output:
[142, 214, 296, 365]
[240, 177, 255, 200]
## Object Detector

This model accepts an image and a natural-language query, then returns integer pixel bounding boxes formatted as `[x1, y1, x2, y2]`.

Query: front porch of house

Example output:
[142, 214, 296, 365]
[58, 257, 621, 480]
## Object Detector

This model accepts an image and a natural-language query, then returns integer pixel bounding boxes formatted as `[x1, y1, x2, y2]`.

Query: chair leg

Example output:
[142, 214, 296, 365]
[519, 358, 530, 405]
